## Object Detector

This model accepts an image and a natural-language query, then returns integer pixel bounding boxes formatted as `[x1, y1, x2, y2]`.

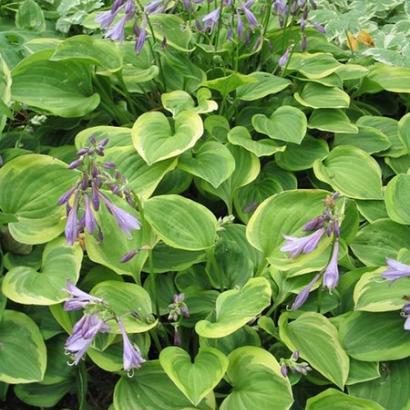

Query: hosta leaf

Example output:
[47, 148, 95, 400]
[339, 311, 410, 361]
[75, 126, 132, 149]
[236, 72, 291, 101]
[0, 53, 11, 135]
[294, 83, 350, 109]
[313, 146, 383, 199]
[0, 310, 46, 384]
[252, 106, 307, 144]
[287, 53, 341, 79]
[50, 35, 123, 74]
[306, 388, 384, 410]
[132, 111, 203, 165]
[2, 237, 82, 305]
[143, 195, 217, 251]
[161, 89, 217, 116]
[195, 277, 271, 338]
[204, 72, 256, 97]
[114, 361, 213, 410]
[275, 135, 329, 171]
[354, 268, 410, 312]
[0, 154, 77, 244]
[347, 359, 380, 386]
[350, 219, 410, 266]
[227, 126, 285, 157]
[385, 174, 410, 225]
[91, 281, 157, 334]
[398, 112, 410, 150]
[220, 347, 293, 410]
[159, 347, 228, 406]
[308, 109, 358, 134]
[279, 312, 350, 389]
[348, 359, 410, 410]
[11, 50, 100, 117]
[179, 141, 235, 188]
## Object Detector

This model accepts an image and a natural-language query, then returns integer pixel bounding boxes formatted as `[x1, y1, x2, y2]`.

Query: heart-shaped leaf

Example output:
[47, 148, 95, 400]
[2, 237, 83, 305]
[75, 126, 132, 149]
[220, 346, 293, 410]
[294, 83, 350, 109]
[0, 310, 46, 384]
[308, 109, 358, 134]
[179, 141, 235, 188]
[195, 277, 272, 338]
[160, 347, 228, 406]
[385, 174, 410, 224]
[252, 106, 307, 144]
[0, 154, 78, 244]
[132, 111, 203, 165]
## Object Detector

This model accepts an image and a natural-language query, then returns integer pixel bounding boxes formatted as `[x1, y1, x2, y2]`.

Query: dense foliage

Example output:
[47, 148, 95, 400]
[0, 0, 410, 409]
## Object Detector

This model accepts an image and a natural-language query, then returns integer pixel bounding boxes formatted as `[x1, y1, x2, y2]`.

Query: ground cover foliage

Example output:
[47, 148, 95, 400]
[0, 0, 410, 408]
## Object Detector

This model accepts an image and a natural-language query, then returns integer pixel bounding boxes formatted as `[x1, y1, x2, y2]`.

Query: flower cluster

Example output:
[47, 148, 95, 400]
[281, 192, 342, 310]
[381, 259, 410, 331]
[58, 137, 140, 246]
[168, 293, 190, 346]
[64, 281, 145, 373]
[280, 351, 312, 377]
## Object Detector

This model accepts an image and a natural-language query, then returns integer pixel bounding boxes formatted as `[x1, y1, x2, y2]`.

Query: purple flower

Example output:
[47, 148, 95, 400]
[301, 35, 308, 51]
[281, 228, 325, 258]
[57, 186, 77, 206]
[236, 12, 244, 38]
[103, 162, 117, 169]
[118, 320, 145, 373]
[65, 314, 109, 365]
[403, 304, 410, 331]
[323, 240, 340, 290]
[202, 8, 220, 31]
[84, 194, 97, 234]
[124, 0, 135, 17]
[65, 197, 79, 246]
[101, 195, 141, 237]
[120, 249, 139, 263]
[382, 259, 410, 281]
[105, 15, 128, 41]
[68, 158, 83, 169]
[135, 23, 147, 54]
[313, 22, 326, 33]
[278, 46, 291, 68]
[291, 273, 320, 310]
[91, 182, 100, 211]
[274, 0, 288, 15]
[96, 10, 118, 28]
[280, 364, 288, 377]
[112, 0, 125, 13]
[303, 215, 324, 232]
[64, 280, 103, 311]
[242, 6, 258, 29]
[145, 0, 164, 14]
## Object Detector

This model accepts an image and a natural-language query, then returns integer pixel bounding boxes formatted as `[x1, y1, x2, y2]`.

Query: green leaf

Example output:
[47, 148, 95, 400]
[294, 83, 350, 109]
[11, 50, 100, 117]
[161, 89, 217, 116]
[252, 106, 307, 144]
[313, 146, 383, 199]
[0, 53, 12, 135]
[236, 72, 291, 101]
[398, 112, 410, 150]
[113, 361, 213, 410]
[91, 280, 157, 334]
[0, 310, 46, 384]
[308, 109, 358, 134]
[360, 63, 410, 94]
[2, 237, 82, 305]
[179, 141, 235, 188]
[275, 135, 329, 171]
[347, 359, 380, 386]
[339, 311, 410, 361]
[50, 35, 123, 74]
[348, 359, 410, 410]
[132, 111, 203, 165]
[354, 269, 410, 312]
[0, 154, 77, 244]
[159, 347, 228, 406]
[385, 174, 410, 224]
[227, 126, 286, 157]
[143, 195, 217, 251]
[350, 219, 410, 266]
[306, 388, 384, 410]
[220, 347, 293, 410]
[334, 126, 391, 154]
[280, 313, 349, 388]
[355, 200, 388, 223]
[204, 72, 256, 97]
[75, 126, 132, 149]
[195, 277, 272, 338]
[104, 146, 176, 199]
[15, 0, 45, 32]
[150, 14, 193, 52]
[287, 53, 341, 79]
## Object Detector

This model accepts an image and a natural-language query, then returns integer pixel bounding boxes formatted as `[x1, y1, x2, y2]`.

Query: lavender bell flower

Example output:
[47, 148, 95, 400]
[135, 20, 147, 54]
[96, 10, 118, 28]
[278, 46, 291, 68]
[65, 314, 109, 365]
[202, 8, 220, 31]
[68, 158, 83, 170]
[106, 14, 128, 41]
[145, 0, 164, 14]
[236, 12, 244, 38]
[101, 195, 141, 237]
[291, 273, 321, 310]
[118, 320, 145, 374]
[242, 6, 258, 29]
[313, 22, 326, 33]
[280, 364, 288, 377]
[64, 280, 103, 311]
[84, 194, 97, 234]
[382, 259, 410, 281]
[120, 249, 139, 263]
[323, 240, 340, 290]
[57, 186, 77, 206]
[281, 227, 325, 258]
[274, 0, 288, 15]
[65, 195, 79, 246]
[303, 215, 324, 232]
[402, 304, 410, 331]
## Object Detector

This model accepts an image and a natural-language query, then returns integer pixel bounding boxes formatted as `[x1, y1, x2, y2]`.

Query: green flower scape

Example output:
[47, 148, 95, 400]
[0, 0, 409, 408]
